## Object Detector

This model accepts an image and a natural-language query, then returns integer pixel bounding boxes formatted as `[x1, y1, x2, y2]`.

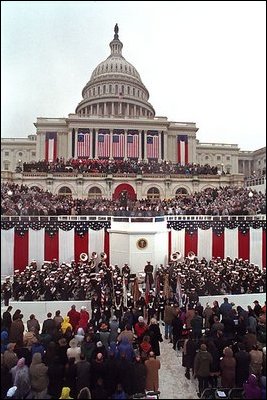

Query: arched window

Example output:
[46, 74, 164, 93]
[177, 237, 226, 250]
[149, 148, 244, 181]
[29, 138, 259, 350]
[147, 187, 160, 200]
[103, 85, 106, 93]
[58, 187, 72, 196]
[88, 186, 102, 199]
[175, 188, 188, 196]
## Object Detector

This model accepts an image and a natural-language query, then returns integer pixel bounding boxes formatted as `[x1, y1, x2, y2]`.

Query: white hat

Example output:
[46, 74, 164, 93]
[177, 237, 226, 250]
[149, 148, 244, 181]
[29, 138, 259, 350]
[138, 316, 144, 322]
[96, 341, 103, 347]
[6, 386, 17, 397]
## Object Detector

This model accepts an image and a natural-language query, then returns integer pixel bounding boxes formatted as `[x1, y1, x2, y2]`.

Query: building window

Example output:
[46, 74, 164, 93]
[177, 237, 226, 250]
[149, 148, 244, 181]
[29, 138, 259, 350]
[88, 186, 102, 199]
[31, 152, 36, 156]
[5, 151, 9, 156]
[4, 162, 9, 170]
[58, 186, 72, 196]
[127, 86, 130, 94]
[217, 155, 221, 161]
[147, 187, 160, 200]
[109, 85, 112, 93]
[226, 156, 230, 160]
[103, 85, 106, 94]
[205, 155, 209, 160]
[18, 152, 23, 157]
[175, 188, 188, 196]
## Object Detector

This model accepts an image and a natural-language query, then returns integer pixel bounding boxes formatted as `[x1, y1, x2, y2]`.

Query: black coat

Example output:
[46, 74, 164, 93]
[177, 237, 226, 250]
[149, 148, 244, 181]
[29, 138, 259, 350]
[76, 359, 91, 392]
[182, 338, 197, 369]
[235, 350, 250, 387]
[132, 360, 147, 394]
[104, 357, 120, 396]
[148, 324, 163, 356]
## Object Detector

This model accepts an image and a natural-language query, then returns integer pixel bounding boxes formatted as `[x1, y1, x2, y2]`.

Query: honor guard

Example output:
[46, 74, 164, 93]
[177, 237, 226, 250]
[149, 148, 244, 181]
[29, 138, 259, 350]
[156, 290, 166, 322]
[114, 290, 123, 322]
[144, 261, 154, 290]
[122, 263, 131, 290]
[146, 290, 156, 324]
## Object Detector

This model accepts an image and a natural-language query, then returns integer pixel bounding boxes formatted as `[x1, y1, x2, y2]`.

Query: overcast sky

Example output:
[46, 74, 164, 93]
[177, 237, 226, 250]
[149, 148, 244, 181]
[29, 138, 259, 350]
[1, 1, 266, 151]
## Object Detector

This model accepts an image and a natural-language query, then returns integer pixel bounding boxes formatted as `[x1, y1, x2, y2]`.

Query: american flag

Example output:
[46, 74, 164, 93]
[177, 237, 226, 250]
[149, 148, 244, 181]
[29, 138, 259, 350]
[77, 130, 90, 157]
[147, 133, 159, 159]
[113, 130, 125, 158]
[177, 135, 188, 165]
[98, 130, 110, 158]
[127, 132, 139, 158]
[45, 132, 57, 161]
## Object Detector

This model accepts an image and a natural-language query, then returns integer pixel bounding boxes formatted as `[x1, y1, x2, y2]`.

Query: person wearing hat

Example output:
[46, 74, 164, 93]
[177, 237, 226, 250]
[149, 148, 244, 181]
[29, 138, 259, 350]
[146, 290, 156, 325]
[194, 343, 213, 397]
[144, 261, 154, 290]
[113, 291, 123, 323]
[134, 316, 148, 345]
[156, 290, 166, 323]
[253, 300, 262, 317]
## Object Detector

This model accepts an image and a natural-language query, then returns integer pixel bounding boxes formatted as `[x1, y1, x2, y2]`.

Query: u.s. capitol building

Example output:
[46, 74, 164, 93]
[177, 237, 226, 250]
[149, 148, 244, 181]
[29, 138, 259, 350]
[1, 25, 265, 199]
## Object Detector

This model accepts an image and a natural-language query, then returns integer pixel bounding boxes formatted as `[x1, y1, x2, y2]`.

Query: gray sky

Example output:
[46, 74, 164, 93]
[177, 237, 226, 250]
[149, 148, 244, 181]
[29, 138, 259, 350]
[1, 1, 266, 151]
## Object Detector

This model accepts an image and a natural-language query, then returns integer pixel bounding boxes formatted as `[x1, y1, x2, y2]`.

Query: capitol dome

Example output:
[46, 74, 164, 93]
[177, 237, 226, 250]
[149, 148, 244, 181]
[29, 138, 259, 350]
[75, 24, 155, 118]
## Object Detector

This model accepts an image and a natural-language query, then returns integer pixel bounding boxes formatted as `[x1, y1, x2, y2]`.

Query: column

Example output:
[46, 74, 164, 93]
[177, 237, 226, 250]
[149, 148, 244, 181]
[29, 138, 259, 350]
[242, 160, 245, 174]
[74, 129, 78, 158]
[111, 102, 115, 116]
[68, 130, 72, 159]
[96, 103, 99, 115]
[144, 130, 147, 160]
[126, 103, 130, 117]
[110, 130, 113, 159]
[119, 102, 122, 115]
[95, 129, 98, 159]
[133, 105, 136, 117]
[163, 132, 167, 162]
[124, 130, 127, 160]
[89, 130, 93, 159]
[138, 130, 142, 161]
[104, 103, 107, 116]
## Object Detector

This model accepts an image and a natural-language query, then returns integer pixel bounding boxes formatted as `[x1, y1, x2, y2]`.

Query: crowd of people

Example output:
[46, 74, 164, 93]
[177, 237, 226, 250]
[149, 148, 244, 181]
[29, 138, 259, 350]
[1, 289, 266, 398]
[1, 256, 266, 309]
[1, 183, 265, 216]
[20, 158, 220, 176]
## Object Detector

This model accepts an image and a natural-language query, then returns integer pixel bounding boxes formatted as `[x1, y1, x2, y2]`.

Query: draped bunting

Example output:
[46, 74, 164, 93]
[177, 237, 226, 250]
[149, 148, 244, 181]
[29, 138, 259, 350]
[1, 227, 110, 276]
[170, 227, 266, 268]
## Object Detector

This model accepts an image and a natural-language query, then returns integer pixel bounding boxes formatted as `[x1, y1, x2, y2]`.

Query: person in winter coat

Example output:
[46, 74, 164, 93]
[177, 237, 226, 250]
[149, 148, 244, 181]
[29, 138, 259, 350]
[220, 346, 236, 388]
[76, 353, 91, 393]
[206, 340, 220, 388]
[249, 344, 263, 376]
[9, 315, 24, 348]
[182, 332, 197, 380]
[111, 383, 128, 399]
[47, 355, 65, 398]
[67, 305, 81, 332]
[134, 316, 148, 344]
[75, 328, 85, 346]
[234, 342, 250, 387]
[203, 303, 213, 329]
[10, 357, 31, 400]
[147, 318, 163, 356]
[109, 316, 119, 344]
[117, 337, 135, 361]
[171, 312, 183, 351]
[1, 331, 9, 354]
[132, 354, 147, 394]
[59, 386, 73, 399]
[144, 351, 160, 391]
[163, 301, 176, 340]
[194, 343, 213, 396]
[26, 314, 40, 336]
[139, 335, 152, 361]
[61, 317, 73, 335]
[190, 311, 203, 342]
[77, 307, 90, 332]
[3, 343, 18, 370]
[90, 353, 107, 391]
[67, 338, 81, 363]
[29, 352, 49, 399]
[81, 334, 97, 363]
[243, 373, 261, 399]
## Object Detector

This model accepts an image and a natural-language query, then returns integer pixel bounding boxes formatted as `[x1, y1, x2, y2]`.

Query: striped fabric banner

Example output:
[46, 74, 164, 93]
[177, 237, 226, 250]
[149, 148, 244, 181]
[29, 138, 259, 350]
[98, 130, 110, 158]
[77, 129, 90, 157]
[177, 135, 188, 165]
[170, 227, 266, 268]
[45, 132, 57, 161]
[112, 130, 125, 158]
[1, 228, 109, 274]
[147, 131, 159, 159]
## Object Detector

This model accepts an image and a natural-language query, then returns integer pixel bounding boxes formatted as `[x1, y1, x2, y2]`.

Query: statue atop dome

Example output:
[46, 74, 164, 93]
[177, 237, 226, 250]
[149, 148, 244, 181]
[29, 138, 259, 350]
[114, 23, 119, 39]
